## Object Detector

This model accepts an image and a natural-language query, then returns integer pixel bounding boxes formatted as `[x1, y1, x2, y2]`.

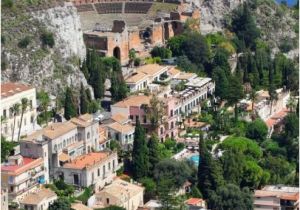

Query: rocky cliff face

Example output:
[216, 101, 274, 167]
[1, 3, 91, 96]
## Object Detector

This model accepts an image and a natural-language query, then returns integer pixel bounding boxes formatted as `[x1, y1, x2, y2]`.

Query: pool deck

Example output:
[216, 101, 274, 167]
[172, 149, 199, 161]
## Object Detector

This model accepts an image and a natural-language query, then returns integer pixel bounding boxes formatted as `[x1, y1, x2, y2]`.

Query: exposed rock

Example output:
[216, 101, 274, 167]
[1, 3, 93, 98]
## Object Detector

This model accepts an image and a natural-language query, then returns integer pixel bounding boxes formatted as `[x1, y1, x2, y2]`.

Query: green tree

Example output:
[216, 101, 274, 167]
[154, 159, 192, 189]
[1, 136, 17, 162]
[212, 67, 229, 100]
[147, 134, 160, 174]
[212, 48, 231, 75]
[181, 32, 210, 67]
[167, 35, 186, 56]
[176, 56, 199, 73]
[132, 120, 149, 180]
[150, 46, 172, 59]
[209, 184, 253, 210]
[18, 36, 31, 48]
[98, 206, 126, 210]
[129, 48, 136, 67]
[231, 3, 260, 49]
[225, 75, 244, 121]
[64, 87, 77, 120]
[40, 31, 55, 48]
[88, 100, 100, 113]
[48, 197, 71, 210]
[245, 119, 268, 142]
[10, 103, 20, 141]
[37, 90, 50, 125]
[79, 83, 89, 115]
[198, 134, 224, 199]
[140, 177, 157, 200]
[110, 71, 128, 102]
[144, 95, 166, 130]
[17, 98, 28, 141]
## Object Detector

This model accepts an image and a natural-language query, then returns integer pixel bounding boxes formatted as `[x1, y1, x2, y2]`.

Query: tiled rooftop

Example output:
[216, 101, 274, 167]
[62, 152, 113, 170]
[1, 156, 43, 176]
[1, 82, 34, 98]
[112, 95, 151, 108]
[108, 122, 135, 133]
[20, 188, 57, 205]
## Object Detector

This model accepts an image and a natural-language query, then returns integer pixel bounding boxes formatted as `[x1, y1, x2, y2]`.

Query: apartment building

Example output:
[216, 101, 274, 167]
[111, 94, 178, 141]
[20, 114, 99, 178]
[1, 155, 48, 202]
[54, 152, 118, 190]
[88, 179, 144, 210]
[19, 188, 57, 210]
[254, 185, 299, 210]
[1, 82, 38, 141]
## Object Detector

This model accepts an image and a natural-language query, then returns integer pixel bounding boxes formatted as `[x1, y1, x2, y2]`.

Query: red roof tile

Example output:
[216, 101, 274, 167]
[1, 82, 33, 98]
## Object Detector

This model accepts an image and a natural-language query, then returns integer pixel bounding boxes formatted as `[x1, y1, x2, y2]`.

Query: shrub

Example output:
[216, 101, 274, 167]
[134, 57, 141, 66]
[18, 36, 31, 48]
[2, 0, 13, 8]
[40, 31, 55, 48]
[279, 38, 294, 53]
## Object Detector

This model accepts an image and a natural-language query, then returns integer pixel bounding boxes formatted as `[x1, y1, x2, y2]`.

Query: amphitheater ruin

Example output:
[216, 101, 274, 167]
[70, 0, 200, 64]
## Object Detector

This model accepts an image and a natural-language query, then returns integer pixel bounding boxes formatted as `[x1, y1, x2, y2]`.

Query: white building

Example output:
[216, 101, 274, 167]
[1, 155, 48, 202]
[19, 188, 57, 210]
[1, 189, 8, 210]
[1, 82, 38, 141]
[88, 179, 144, 210]
[54, 151, 118, 190]
[254, 185, 299, 210]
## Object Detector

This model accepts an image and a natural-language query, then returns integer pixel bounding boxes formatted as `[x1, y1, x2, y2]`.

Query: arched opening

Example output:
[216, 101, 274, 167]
[113, 47, 121, 60]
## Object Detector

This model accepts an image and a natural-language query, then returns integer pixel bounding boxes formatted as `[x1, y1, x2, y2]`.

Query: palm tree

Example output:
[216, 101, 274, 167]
[249, 90, 258, 120]
[17, 98, 28, 141]
[268, 86, 278, 116]
[39, 91, 50, 125]
[11, 103, 20, 141]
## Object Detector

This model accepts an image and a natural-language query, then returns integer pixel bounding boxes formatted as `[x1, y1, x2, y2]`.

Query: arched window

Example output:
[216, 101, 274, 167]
[63, 140, 66, 147]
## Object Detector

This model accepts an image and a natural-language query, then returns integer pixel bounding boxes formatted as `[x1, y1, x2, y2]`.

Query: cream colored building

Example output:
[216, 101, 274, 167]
[1, 82, 38, 141]
[1, 189, 8, 210]
[1, 155, 48, 202]
[20, 114, 100, 179]
[54, 151, 118, 190]
[19, 188, 57, 210]
[88, 179, 144, 210]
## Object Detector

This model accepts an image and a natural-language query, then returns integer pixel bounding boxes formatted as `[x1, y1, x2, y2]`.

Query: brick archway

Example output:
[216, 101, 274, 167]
[113, 46, 121, 60]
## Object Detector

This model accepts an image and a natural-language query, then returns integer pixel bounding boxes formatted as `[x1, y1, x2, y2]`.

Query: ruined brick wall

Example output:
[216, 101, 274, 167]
[151, 24, 164, 45]
[84, 34, 108, 50]
[128, 30, 143, 51]
[106, 32, 129, 64]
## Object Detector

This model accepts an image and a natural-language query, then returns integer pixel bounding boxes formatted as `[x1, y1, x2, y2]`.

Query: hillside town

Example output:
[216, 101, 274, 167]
[1, 0, 299, 209]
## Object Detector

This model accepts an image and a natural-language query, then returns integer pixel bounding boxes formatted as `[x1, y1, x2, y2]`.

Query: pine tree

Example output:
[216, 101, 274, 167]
[212, 67, 229, 100]
[110, 72, 128, 102]
[198, 133, 224, 199]
[64, 87, 77, 120]
[80, 83, 89, 115]
[132, 120, 149, 180]
[147, 134, 160, 175]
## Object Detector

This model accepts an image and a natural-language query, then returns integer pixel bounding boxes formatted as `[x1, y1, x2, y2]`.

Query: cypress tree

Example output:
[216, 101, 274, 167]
[132, 120, 149, 180]
[147, 134, 160, 175]
[79, 83, 89, 115]
[64, 87, 77, 120]
[198, 133, 224, 199]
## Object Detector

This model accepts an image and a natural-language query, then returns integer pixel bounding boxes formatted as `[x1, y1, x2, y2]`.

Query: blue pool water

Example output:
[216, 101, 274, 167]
[189, 155, 200, 166]
[276, 0, 297, 6]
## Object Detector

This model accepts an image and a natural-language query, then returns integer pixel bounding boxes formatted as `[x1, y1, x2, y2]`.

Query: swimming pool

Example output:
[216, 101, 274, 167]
[189, 155, 200, 166]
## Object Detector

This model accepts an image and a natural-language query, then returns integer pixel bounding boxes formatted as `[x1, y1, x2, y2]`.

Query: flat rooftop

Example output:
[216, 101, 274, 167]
[20, 188, 57, 205]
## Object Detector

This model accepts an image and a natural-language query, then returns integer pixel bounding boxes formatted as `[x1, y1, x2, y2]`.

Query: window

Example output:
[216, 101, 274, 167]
[171, 122, 174, 129]
[87, 132, 90, 139]
[170, 110, 173, 117]
[108, 162, 111, 170]
[31, 115, 34, 123]
[30, 100, 33, 109]
[143, 115, 147, 123]
[98, 168, 100, 177]
[136, 115, 139, 122]
[106, 198, 110, 204]
[63, 140, 66, 147]
[24, 117, 27, 126]
[130, 115, 133, 120]
[160, 127, 163, 135]
[3, 109, 6, 118]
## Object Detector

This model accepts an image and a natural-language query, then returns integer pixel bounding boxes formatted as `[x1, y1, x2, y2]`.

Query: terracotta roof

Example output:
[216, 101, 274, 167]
[265, 108, 289, 128]
[125, 71, 148, 84]
[71, 203, 93, 210]
[99, 126, 108, 144]
[1, 82, 34, 98]
[185, 198, 204, 206]
[138, 64, 168, 77]
[255, 190, 299, 201]
[1, 157, 43, 176]
[71, 114, 93, 127]
[96, 179, 144, 200]
[168, 67, 181, 77]
[175, 72, 197, 80]
[112, 95, 151, 108]
[111, 113, 128, 124]
[20, 188, 57, 205]
[108, 122, 135, 133]
[62, 152, 113, 170]
[43, 122, 77, 139]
